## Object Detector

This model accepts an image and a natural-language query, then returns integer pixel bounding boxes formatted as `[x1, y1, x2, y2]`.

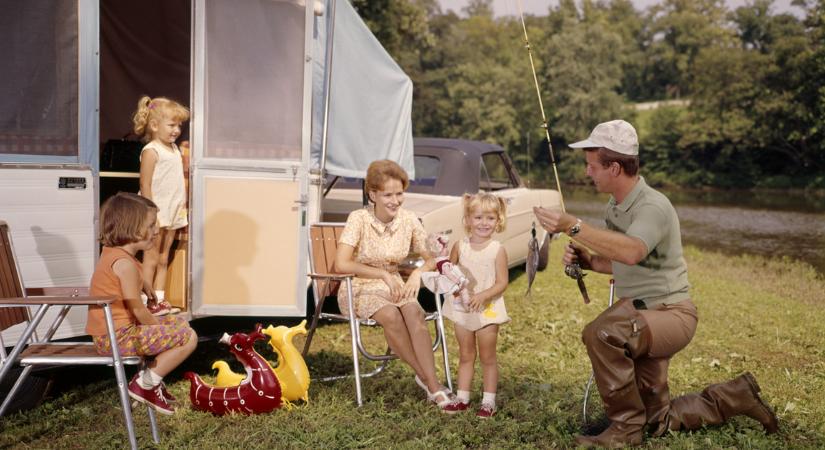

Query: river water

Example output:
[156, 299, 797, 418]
[563, 187, 825, 274]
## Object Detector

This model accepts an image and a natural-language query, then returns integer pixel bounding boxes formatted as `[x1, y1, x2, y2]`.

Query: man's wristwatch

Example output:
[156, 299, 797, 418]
[568, 218, 583, 236]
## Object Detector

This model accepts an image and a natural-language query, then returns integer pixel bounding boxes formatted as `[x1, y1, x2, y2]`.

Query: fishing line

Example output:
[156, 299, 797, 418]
[513, 0, 590, 303]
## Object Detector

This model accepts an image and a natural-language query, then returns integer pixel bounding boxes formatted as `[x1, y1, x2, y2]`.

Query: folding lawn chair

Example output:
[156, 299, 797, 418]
[302, 222, 451, 406]
[0, 221, 159, 450]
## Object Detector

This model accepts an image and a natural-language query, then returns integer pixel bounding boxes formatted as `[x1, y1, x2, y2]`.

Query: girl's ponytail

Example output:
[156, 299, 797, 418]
[132, 96, 153, 141]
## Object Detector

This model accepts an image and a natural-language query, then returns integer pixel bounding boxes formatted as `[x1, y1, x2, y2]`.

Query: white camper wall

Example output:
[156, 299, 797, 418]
[0, 167, 97, 343]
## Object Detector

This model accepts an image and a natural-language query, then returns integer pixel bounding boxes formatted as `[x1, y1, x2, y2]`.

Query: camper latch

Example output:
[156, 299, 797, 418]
[294, 194, 308, 207]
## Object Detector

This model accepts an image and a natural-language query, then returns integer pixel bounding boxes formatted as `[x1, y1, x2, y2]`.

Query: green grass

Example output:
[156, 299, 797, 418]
[3, 244, 825, 449]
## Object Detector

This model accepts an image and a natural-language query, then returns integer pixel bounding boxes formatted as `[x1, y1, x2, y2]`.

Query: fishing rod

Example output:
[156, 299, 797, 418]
[515, 1, 565, 213]
[515, 0, 588, 303]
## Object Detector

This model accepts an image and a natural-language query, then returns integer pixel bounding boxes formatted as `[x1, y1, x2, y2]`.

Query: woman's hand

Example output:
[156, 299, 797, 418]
[402, 270, 422, 301]
[382, 271, 404, 301]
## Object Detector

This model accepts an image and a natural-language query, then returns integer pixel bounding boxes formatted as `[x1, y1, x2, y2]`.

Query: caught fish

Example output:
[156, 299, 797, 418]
[525, 222, 540, 297]
[564, 262, 590, 304]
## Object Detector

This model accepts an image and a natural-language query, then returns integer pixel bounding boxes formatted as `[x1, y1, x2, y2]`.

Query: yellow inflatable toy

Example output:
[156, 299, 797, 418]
[211, 360, 246, 386]
[262, 320, 311, 404]
[212, 320, 310, 405]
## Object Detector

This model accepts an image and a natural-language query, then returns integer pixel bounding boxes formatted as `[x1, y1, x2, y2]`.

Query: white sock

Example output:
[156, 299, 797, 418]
[156, 290, 165, 301]
[481, 391, 496, 407]
[140, 293, 148, 304]
[137, 369, 163, 389]
[456, 390, 471, 404]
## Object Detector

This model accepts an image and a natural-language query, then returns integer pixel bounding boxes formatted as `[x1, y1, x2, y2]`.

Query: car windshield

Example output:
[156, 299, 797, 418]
[480, 152, 515, 191]
[325, 155, 442, 193]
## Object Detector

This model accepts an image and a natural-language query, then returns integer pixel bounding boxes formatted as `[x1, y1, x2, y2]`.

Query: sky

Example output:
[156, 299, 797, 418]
[438, 0, 803, 17]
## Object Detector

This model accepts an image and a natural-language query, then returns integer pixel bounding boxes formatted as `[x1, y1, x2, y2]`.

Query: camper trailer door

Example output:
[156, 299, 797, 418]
[188, 0, 313, 317]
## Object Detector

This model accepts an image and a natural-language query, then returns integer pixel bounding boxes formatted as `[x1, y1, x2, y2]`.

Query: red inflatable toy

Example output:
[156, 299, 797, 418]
[184, 324, 282, 415]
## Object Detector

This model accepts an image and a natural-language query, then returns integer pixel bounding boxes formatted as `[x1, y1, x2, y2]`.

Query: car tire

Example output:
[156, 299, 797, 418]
[0, 367, 53, 414]
[536, 233, 550, 271]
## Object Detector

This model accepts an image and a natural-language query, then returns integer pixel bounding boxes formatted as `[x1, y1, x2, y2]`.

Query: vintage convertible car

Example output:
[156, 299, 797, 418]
[322, 138, 561, 272]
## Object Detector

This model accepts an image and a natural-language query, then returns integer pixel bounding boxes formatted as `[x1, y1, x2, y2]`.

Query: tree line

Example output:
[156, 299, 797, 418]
[351, 0, 825, 190]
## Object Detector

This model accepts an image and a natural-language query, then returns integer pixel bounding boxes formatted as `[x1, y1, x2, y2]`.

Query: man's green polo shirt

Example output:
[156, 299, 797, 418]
[605, 177, 690, 308]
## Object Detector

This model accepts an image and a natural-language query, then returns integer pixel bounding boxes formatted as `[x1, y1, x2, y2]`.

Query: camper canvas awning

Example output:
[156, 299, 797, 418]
[311, 0, 415, 179]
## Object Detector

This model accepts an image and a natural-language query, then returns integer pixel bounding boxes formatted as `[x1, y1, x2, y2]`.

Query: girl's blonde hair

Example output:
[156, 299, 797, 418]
[462, 192, 507, 233]
[132, 96, 190, 143]
[365, 160, 409, 194]
[99, 193, 158, 247]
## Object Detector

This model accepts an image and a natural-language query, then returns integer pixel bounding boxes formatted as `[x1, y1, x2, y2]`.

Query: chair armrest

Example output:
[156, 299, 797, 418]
[25, 287, 90, 297]
[0, 296, 116, 306]
[309, 273, 354, 281]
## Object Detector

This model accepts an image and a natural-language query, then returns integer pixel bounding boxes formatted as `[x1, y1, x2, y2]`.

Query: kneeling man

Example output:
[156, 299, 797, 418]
[535, 120, 778, 447]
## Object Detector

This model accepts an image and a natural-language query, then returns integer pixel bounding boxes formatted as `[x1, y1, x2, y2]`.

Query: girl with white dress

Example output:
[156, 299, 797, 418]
[442, 193, 510, 418]
[132, 96, 189, 315]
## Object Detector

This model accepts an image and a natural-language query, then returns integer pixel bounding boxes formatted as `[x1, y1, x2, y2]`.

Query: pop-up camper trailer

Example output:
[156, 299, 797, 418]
[0, 0, 415, 347]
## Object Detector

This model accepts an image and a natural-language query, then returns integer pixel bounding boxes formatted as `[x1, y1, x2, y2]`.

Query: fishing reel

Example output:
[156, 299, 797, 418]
[564, 263, 585, 280]
[564, 262, 591, 304]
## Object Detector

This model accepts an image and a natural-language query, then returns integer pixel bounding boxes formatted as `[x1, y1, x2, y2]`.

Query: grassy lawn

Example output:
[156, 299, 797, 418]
[2, 243, 825, 449]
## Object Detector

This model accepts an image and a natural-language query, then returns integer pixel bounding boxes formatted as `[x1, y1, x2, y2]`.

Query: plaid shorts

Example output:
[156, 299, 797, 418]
[92, 315, 193, 357]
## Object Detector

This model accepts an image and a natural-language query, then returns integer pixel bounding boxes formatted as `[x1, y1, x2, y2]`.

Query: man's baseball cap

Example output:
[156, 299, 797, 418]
[569, 120, 639, 156]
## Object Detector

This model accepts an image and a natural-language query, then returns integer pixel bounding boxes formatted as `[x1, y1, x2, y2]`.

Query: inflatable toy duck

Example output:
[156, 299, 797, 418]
[211, 320, 311, 405]
[185, 324, 282, 415]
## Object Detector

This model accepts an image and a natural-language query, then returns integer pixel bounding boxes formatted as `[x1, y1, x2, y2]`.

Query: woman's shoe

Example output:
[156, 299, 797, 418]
[442, 399, 470, 415]
[414, 375, 428, 393]
[427, 388, 455, 411]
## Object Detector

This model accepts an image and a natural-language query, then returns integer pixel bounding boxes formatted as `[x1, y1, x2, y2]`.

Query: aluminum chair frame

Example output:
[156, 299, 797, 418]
[302, 222, 452, 406]
[583, 278, 615, 423]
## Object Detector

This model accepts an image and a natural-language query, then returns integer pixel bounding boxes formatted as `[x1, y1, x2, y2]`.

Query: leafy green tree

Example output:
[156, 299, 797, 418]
[532, 1, 636, 184]
[351, 0, 825, 189]
[641, 106, 691, 186]
[350, 0, 435, 73]
[676, 0, 822, 187]
[644, 0, 735, 98]
[790, 0, 825, 186]
[413, 12, 535, 149]
[463, 0, 494, 18]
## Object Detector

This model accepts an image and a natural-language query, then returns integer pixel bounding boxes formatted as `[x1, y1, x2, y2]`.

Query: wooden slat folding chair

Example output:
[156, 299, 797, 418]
[0, 221, 158, 450]
[302, 222, 451, 406]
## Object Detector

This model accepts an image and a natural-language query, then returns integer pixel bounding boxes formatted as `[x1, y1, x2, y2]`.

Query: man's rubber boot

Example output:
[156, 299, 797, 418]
[635, 357, 672, 437]
[665, 371, 779, 434]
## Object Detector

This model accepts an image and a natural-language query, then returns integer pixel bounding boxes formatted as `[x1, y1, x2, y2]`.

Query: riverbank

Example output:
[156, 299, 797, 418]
[2, 245, 824, 448]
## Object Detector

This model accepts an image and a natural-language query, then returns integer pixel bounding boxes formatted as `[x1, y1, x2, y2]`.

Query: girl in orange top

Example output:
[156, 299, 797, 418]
[87, 193, 197, 415]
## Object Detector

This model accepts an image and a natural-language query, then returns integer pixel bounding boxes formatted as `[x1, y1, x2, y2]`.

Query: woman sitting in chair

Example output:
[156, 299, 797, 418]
[335, 159, 454, 409]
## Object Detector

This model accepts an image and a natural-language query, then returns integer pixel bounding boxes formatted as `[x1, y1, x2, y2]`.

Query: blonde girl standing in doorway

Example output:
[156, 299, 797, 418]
[132, 96, 189, 315]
